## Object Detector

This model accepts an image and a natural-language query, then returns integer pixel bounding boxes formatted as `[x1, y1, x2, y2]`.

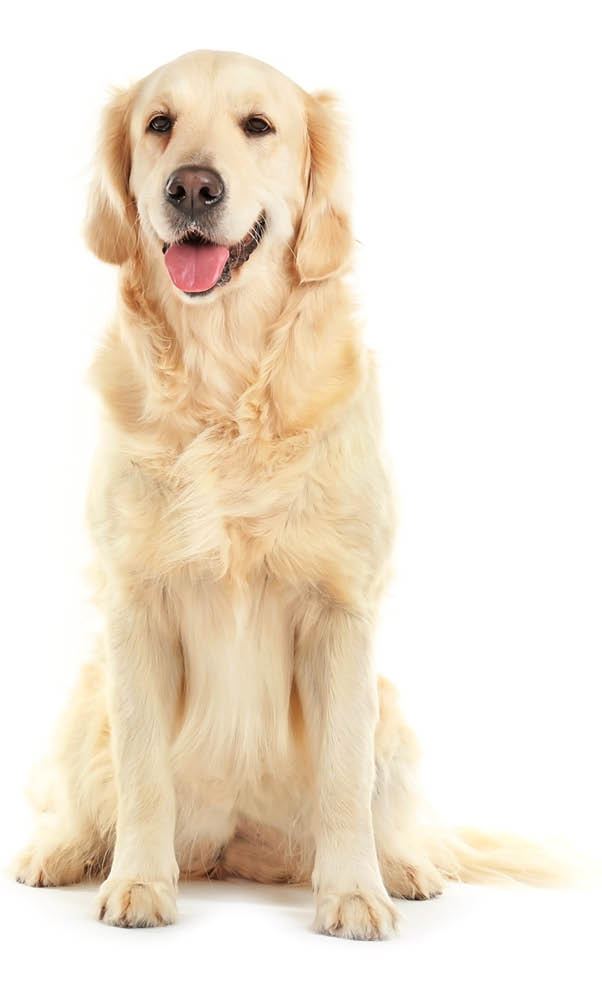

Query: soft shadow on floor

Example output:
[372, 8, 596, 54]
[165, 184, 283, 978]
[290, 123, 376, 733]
[2, 870, 505, 941]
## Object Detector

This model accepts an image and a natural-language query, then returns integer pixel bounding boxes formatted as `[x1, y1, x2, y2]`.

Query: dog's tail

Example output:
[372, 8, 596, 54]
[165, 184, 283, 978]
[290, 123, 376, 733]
[422, 824, 579, 887]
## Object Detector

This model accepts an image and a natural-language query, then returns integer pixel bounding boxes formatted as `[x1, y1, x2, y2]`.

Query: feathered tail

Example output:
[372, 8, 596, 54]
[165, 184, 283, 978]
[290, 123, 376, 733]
[424, 825, 578, 887]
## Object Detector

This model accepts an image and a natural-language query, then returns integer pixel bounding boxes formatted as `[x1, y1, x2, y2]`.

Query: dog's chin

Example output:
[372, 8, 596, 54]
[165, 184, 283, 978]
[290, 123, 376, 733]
[159, 214, 266, 303]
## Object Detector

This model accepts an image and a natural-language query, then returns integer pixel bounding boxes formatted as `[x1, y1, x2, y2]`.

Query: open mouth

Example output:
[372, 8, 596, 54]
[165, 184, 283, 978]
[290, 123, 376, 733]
[161, 215, 266, 296]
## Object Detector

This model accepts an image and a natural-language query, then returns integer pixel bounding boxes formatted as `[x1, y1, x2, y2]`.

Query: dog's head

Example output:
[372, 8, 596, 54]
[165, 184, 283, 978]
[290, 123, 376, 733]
[85, 50, 352, 302]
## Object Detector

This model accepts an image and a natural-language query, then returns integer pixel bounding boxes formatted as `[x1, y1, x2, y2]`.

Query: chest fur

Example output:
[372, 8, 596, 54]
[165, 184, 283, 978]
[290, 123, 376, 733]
[172, 573, 300, 790]
[93, 424, 319, 588]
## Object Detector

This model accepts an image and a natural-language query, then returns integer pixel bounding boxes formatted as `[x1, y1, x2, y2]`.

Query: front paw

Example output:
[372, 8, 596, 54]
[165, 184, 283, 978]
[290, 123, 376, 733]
[314, 889, 399, 940]
[97, 876, 177, 928]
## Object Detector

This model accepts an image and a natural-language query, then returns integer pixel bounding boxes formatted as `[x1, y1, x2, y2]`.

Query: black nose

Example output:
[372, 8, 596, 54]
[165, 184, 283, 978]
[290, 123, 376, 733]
[164, 166, 225, 217]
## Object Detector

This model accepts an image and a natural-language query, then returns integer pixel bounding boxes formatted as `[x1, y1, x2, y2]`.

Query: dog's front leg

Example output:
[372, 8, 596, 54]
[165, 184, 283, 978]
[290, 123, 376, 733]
[97, 602, 181, 928]
[295, 599, 398, 940]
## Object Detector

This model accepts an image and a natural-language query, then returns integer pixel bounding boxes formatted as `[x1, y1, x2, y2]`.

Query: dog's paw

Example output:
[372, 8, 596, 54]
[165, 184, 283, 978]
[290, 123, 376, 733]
[13, 842, 86, 888]
[383, 859, 445, 900]
[97, 877, 177, 928]
[313, 889, 399, 940]
[14, 846, 56, 888]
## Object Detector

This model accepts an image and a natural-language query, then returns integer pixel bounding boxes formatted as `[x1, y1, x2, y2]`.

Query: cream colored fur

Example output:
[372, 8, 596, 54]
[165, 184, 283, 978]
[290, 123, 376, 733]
[14, 50, 564, 939]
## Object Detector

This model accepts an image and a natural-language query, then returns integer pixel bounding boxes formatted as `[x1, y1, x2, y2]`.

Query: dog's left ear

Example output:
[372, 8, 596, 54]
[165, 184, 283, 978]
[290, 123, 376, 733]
[294, 92, 353, 284]
[84, 86, 138, 265]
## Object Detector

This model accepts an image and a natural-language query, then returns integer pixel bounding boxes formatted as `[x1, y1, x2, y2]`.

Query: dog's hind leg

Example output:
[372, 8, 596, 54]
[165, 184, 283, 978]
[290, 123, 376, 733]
[372, 677, 446, 901]
[14, 658, 117, 888]
[371, 677, 568, 897]
[14, 815, 108, 888]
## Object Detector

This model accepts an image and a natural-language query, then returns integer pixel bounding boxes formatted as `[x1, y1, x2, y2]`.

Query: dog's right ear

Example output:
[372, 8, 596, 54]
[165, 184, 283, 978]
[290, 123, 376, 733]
[84, 86, 138, 265]
[294, 92, 353, 284]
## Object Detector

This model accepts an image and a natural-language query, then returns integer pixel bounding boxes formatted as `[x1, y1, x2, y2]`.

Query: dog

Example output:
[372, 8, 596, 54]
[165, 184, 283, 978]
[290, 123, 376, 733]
[14, 50, 561, 939]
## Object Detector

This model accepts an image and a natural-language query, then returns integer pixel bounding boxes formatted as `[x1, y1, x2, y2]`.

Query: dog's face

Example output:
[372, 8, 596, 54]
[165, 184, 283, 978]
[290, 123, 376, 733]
[86, 51, 353, 302]
[131, 52, 308, 301]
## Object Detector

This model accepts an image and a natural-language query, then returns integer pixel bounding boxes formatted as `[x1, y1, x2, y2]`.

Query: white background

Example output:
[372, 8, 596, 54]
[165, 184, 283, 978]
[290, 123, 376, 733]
[1, 1, 600, 1001]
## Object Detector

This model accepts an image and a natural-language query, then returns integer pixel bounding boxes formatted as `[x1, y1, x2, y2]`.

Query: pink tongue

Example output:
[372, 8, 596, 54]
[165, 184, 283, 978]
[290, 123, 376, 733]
[164, 243, 230, 292]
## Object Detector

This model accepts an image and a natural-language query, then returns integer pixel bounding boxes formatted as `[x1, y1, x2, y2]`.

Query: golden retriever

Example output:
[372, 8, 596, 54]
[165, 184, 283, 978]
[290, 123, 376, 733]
[14, 50, 560, 939]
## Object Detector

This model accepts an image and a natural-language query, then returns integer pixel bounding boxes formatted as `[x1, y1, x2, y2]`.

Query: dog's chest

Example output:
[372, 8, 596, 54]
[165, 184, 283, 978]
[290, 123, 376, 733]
[147, 427, 317, 581]
[172, 572, 298, 784]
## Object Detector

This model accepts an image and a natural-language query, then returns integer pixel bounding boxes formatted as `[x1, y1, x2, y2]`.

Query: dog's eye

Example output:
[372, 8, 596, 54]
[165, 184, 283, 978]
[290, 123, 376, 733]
[243, 116, 273, 136]
[148, 115, 173, 133]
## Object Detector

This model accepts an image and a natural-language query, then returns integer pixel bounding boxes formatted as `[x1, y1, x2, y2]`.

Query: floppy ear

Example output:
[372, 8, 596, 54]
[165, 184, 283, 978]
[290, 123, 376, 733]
[294, 91, 353, 283]
[84, 86, 138, 265]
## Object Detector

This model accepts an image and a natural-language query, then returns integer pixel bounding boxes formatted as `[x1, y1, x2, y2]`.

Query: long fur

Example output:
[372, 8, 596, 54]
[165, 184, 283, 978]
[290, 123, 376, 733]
[14, 50, 568, 939]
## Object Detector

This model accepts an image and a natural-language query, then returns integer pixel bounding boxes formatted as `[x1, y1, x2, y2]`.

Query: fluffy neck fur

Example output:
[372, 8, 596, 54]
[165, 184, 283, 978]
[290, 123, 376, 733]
[92, 243, 366, 454]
